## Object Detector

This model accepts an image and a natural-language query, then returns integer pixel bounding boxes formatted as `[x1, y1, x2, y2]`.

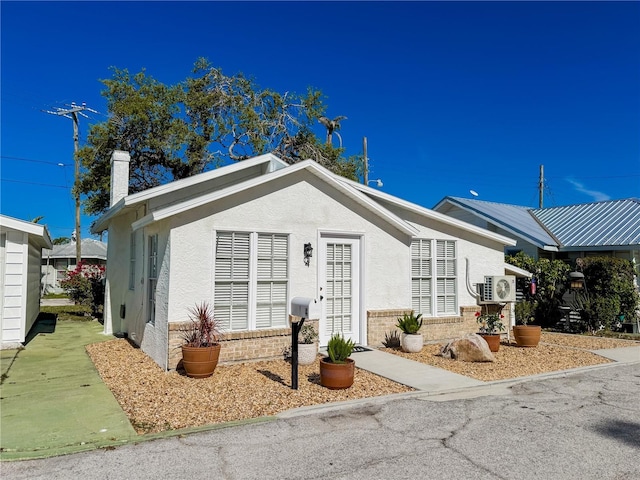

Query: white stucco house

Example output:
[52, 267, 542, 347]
[92, 151, 517, 371]
[1, 215, 52, 348]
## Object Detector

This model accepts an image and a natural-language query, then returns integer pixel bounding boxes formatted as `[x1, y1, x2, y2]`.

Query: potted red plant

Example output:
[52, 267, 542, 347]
[179, 301, 223, 378]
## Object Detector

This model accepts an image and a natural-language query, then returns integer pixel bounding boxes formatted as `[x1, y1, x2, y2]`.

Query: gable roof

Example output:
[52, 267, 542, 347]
[433, 197, 558, 250]
[43, 238, 107, 260]
[92, 154, 516, 246]
[0, 215, 53, 249]
[531, 199, 640, 248]
[92, 153, 289, 233]
[434, 196, 640, 251]
[131, 159, 419, 237]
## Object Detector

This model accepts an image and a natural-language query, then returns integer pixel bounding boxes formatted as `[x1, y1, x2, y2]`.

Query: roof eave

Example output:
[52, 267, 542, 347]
[346, 186, 517, 246]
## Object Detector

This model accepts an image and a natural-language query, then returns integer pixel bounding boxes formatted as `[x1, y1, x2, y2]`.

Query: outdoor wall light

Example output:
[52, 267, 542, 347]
[569, 271, 585, 290]
[367, 179, 383, 188]
[303, 243, 313, 267]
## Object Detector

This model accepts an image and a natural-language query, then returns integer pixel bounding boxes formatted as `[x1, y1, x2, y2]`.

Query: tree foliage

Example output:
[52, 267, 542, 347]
[506, 252, 572, 327]
[78, 58, 360, 215]
[578, 257, 639, 332]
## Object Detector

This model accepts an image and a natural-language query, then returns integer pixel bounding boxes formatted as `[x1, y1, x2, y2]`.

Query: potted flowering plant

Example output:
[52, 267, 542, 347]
[476, 309, 505, 352]
[179, 301, 224, 378]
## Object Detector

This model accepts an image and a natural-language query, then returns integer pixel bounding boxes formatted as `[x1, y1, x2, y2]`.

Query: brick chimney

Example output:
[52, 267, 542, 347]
[110, 150, 130, 207]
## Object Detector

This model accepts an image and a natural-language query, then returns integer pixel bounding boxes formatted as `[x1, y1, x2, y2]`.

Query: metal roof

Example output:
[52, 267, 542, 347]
[435, 197, 558, 249]
[43, 238, 107, 260]
[532, 198, 640, 248]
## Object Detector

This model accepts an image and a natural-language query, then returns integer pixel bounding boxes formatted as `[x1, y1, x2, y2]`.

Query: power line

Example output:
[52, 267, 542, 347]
[0, 178, 69, 189]
[1, 155, 70, 166]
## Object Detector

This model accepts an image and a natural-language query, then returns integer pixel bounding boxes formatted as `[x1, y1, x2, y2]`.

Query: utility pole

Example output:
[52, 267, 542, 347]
[538, 165, 544, 209]
[45, 102, 97, 264]
[363, 136, 368, 185]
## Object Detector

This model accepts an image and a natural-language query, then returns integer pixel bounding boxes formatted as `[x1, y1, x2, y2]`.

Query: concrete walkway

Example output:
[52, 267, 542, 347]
[349, 348, 485, 392]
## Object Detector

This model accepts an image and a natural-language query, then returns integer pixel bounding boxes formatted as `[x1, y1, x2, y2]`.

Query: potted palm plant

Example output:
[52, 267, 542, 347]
[297, 324, 318, 365]
[512, 300, 541, 347]
[319, 333, 355, 389]
[396, 312, 424, 353]
[179, 301, 223, 378]
[476, 308, 505, 352]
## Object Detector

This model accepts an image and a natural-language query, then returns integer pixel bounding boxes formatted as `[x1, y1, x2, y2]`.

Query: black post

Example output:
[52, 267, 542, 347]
[291, 318, 305, 389]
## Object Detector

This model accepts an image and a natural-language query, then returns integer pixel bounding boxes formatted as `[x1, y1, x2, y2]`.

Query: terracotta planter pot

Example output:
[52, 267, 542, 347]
[181, 344, 221, 378]
[319, 357, 355, 389]
[401, 332, 423, 353]
[478, 333, 501, 352]
[297, 343, 318, 365]
[513, 325, 541, 347]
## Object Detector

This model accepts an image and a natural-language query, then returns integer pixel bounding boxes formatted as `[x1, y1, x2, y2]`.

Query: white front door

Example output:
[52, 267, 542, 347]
[318, 235, 361, 346]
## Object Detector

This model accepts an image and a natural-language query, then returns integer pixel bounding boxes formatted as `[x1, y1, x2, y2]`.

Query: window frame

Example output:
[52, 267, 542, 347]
[214, 230, 289, 332]
[411, 238, 457, 317]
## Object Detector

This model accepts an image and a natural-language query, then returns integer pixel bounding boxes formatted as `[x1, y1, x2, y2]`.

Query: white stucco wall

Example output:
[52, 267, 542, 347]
[102, 168, 511, 368]
[166, 173, 412, 333]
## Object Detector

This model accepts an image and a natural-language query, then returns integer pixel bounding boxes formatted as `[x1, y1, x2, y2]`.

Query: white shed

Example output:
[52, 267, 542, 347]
[1, 215, 52, 348]
[92, 151, 516, 370]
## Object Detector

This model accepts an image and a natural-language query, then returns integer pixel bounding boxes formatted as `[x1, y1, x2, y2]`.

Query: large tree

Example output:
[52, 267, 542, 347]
[78, 58, 360, 215]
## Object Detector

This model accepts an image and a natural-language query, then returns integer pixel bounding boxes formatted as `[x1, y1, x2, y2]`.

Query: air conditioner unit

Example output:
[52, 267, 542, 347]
[481, 275, 516, 303]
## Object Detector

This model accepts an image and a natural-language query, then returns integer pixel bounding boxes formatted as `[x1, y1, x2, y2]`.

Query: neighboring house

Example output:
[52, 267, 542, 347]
[92, 151, 516, 371]
[0, 215, 52, 349]
[41, 238, 108, 294]
[433, 197, 640, 266]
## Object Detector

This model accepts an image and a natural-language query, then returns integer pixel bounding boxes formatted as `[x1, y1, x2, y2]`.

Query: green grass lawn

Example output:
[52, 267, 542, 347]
[40, 305, 94, 322]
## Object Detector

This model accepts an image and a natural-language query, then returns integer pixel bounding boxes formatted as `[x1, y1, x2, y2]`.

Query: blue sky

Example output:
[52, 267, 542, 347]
[2, 1, 639, 241]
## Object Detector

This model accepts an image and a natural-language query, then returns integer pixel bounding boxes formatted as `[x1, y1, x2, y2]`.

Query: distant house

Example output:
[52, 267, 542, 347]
[0, 215, 52, 348]
[41, 238, 108, 294]
[92, 151, 516, 371]
[433, 197, 640, 265]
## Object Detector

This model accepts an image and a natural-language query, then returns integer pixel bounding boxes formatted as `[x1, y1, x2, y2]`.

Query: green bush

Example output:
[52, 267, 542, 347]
[506, 252, 571, 327]
[580, 296, 621, 333]
[578, 257, 639, 333]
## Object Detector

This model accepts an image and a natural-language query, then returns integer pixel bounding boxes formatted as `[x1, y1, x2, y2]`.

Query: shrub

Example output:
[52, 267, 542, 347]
[579, 257, 639, 331]
[506, 252, 571, 327]
[59, 262, 105, 316]
[382, 330, 401, 348]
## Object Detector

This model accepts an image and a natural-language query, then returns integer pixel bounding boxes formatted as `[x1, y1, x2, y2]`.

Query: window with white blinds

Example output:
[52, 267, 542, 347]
[411, 239, 432, 316]
[411, 239, 457, 316]
[436, 240, 457, 314]
[215, 231, 288, 331]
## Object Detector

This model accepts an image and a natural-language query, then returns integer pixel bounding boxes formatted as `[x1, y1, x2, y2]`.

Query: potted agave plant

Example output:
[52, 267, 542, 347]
[396, 312, 424, 353]
[512, 300, 541, 347]
[476, 308, 505, 352]
[179, 301, 223, 378]
[319, 333, 355, 389]
[297, 324, 319, 365]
